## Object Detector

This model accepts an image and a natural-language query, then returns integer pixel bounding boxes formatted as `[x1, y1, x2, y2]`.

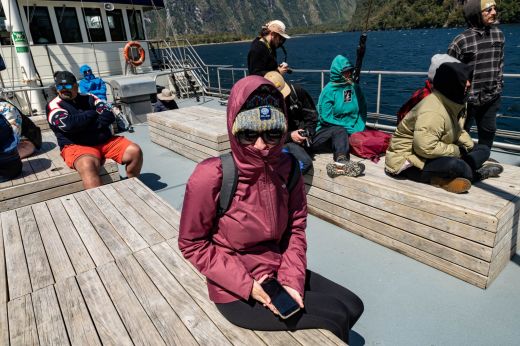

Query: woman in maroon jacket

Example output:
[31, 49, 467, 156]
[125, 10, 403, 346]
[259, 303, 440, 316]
[179, 76, 363, 342]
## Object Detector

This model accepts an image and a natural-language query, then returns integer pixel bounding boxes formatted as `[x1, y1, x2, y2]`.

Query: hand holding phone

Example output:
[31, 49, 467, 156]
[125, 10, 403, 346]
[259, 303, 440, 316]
[261, 278, 301, 319]
[251, 275, 279, 315]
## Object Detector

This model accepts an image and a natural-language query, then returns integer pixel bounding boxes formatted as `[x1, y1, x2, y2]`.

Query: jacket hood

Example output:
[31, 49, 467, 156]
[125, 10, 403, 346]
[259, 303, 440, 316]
[227, 76, 287, 176]
[433, 62, 473, 105]
[329, 55, 353, 84]
[80, 65, 95, 80]
[464, 0, 493, 28]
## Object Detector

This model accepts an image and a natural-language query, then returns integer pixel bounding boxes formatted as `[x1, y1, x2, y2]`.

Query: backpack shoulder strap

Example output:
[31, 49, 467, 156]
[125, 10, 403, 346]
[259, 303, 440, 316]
[286, 153, 301, 192]
[217, 152, 238, 217]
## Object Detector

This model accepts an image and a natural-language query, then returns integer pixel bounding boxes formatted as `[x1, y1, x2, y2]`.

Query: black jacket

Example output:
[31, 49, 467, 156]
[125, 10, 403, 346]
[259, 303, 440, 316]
[247, 37, 278, 76]
[46, 94, 114, 149]
[285, 84, 318, 142]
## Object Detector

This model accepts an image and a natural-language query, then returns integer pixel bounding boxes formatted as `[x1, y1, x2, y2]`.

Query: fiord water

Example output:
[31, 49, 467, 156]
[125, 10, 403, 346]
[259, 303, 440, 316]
[195, 24, 520, 135]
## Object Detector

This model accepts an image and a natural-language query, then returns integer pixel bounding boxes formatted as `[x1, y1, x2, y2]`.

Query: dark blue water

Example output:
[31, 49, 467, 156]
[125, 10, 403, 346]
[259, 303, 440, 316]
[194, 24, 520, 134]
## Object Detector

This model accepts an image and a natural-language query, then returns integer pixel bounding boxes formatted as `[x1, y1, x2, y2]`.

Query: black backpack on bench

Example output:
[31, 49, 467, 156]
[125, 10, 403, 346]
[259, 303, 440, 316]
[217, 152, 302, 217]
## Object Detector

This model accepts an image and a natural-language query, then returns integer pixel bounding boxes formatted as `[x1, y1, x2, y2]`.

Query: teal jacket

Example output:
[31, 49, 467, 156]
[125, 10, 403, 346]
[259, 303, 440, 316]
[316, 55, 367, 134]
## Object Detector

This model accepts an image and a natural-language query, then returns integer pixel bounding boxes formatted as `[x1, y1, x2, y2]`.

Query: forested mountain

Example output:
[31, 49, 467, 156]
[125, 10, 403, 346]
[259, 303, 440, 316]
[350, 0, 520, 30]
[146, 0, 520, 42]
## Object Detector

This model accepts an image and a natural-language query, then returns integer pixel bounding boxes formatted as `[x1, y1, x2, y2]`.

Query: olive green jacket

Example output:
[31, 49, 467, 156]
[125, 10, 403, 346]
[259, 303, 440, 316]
[385, 91, 474, 174]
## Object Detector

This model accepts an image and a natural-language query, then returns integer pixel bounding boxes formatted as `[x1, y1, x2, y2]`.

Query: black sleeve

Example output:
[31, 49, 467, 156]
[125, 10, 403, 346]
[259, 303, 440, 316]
[247, 39, 278, 76]
[47, 103, 97, 133]
[297, 86, 318, 137]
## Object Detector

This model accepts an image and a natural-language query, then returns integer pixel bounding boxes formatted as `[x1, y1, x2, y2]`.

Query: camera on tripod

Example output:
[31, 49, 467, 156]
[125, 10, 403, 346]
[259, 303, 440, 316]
[298, 129, 311, 147]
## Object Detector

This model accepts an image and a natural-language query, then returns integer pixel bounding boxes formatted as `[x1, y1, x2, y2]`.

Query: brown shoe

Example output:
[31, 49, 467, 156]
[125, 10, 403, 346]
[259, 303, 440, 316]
[430, 177, 471, 194]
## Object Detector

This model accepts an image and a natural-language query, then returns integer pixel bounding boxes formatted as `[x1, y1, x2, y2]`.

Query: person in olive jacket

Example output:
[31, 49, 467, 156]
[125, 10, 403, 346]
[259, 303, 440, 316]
[179, 75, 363, 343]
[385, 62, 503, 193]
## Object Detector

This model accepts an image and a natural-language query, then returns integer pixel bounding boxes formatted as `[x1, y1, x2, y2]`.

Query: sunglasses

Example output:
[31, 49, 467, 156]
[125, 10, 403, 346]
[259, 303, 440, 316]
[483, 5, 497, 14]
[56, 84, 73, 91]
[236, 129, 284, 145]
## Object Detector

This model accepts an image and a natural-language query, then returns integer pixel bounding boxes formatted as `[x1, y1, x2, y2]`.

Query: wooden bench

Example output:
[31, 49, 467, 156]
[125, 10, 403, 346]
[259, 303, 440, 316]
[307, 154, 520, 289]
[0, 178, 343, 345]
[148, 106, 230, 162]
[147, 107, 519, 288]
[0, 131, 120, 212]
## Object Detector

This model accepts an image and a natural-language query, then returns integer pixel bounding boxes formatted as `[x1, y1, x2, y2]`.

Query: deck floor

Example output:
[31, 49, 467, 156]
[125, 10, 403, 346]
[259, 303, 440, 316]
[0, 178, 340, 345]
[122, 97, 520, 346]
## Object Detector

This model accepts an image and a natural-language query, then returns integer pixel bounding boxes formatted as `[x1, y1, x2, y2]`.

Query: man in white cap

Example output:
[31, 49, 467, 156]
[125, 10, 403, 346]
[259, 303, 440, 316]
[154, 88, 179, 112]
[247, 20, 291, 76]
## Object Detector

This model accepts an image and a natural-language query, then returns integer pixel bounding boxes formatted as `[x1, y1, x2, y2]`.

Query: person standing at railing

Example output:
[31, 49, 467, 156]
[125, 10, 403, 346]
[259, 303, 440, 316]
[447, 0, 504, 149]
[247, 20, 291, 76]
[315, 55, 366, 178]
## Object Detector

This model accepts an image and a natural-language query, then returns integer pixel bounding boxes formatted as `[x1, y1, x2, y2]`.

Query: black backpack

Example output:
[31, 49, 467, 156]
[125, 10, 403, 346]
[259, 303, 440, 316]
[217, 152, 301, 217]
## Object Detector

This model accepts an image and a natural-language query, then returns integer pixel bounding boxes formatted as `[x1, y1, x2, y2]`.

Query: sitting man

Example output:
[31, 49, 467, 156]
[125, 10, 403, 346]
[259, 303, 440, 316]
[47, 71, 143, 189]
[264, 71, 316, 174]
[79, 65, 107, 100]
[385, 62, 503, 193]
[154, 88, 179, 112]
[315, 55, 366, 177]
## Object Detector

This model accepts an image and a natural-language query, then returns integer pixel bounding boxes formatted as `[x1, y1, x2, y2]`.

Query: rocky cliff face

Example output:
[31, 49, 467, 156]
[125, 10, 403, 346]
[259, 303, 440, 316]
[161, 0, 358, 35]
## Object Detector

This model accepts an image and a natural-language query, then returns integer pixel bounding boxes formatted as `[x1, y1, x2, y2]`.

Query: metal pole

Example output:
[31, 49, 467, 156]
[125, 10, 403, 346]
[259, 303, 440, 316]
[321, 72, 324, 90]
[1, 0, 47, 113]
[376, 73, 382, 115]
[217, 68, 222, 97]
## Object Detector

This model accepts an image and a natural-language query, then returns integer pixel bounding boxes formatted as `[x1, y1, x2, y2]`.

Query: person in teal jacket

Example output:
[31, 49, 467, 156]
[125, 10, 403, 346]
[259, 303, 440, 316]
[313, 55, 367, 177]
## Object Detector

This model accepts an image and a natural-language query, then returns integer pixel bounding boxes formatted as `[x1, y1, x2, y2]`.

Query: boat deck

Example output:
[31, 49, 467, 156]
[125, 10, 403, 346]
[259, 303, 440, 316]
[125, 97, 520, 345]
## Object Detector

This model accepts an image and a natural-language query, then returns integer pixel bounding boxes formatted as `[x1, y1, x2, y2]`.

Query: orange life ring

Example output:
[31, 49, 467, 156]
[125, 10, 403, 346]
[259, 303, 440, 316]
[123, 41, 145, 67]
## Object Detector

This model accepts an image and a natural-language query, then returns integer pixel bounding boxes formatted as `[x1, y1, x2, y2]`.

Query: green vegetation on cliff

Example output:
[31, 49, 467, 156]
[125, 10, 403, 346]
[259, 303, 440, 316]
[350, 0, 520, 31]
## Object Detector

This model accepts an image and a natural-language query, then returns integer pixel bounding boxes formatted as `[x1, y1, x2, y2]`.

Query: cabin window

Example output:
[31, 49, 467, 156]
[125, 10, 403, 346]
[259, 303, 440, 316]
[107, 9, 126, 41]
[23, 6, 56, 44]
[127, 9, 144, 40]
[82, 8, 106, 42]
[0, 6, 11, 45]
[54, 7, 82, 43]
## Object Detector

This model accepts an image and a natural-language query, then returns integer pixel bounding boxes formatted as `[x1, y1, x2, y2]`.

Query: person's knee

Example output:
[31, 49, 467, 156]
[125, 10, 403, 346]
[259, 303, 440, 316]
[332, 126, 348, 138]
[348, 294, 364, 325]
[123, 143, 143, 163]
[74, 155, 101, 174]
[18, 140, 36, 159]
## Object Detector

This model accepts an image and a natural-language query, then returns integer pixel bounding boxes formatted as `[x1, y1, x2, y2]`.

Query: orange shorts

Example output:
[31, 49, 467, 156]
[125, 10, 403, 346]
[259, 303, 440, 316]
[61, 136, 133, 169]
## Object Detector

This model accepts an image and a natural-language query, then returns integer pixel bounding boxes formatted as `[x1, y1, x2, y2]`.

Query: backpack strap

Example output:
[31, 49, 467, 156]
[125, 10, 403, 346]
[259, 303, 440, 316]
[217, 152, 301, 218]
[217, 152, 238, 217]
[286, 153, 301, 192]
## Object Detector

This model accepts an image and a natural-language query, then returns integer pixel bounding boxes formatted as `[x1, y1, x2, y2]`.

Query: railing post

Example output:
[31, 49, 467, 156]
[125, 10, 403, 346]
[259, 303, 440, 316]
[217, 68, 222, 97]
[376, 73, 382, 115]
[207, 66, 210, 90]
[321, 72, 324, 90]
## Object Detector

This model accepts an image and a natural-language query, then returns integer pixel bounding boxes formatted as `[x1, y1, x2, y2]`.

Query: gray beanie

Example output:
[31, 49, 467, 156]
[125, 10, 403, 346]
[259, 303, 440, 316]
[232, 106, 287, 135]
[428, 54, 460, 81]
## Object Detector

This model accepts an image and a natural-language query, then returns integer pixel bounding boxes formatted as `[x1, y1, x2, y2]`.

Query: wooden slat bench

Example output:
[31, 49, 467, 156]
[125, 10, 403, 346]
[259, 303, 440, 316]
[148, 105, 230, 162]
[146, 107, 519, 288]
[307, 154, 520, 289]
[0, 131, 120, 212]
[0, 178, 344, 345]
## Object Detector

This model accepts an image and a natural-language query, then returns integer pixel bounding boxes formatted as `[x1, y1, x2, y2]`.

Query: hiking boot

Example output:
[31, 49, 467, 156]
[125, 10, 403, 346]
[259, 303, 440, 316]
[326, 160, 365, 178]
[430, 177, 472, 194]
[475, 163, 504, 181]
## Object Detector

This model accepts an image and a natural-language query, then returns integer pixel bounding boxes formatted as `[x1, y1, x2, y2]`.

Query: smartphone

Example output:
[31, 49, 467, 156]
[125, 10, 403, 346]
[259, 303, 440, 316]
[261, 278, 301, 319]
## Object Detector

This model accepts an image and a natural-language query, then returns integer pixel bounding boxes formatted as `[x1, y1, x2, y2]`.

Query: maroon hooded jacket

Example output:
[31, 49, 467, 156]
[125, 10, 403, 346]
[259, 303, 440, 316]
[178, 76, 308, 303]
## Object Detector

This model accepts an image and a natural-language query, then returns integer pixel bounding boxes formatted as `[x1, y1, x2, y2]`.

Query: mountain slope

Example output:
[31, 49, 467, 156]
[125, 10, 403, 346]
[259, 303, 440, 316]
[151, 0, 357, 36]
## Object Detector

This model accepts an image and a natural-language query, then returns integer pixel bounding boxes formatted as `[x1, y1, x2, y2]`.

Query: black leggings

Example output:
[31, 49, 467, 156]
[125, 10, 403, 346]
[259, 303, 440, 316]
[215, 270, 364, 343]
[401, 144, 490, 183]
[312, 126, 350, 161]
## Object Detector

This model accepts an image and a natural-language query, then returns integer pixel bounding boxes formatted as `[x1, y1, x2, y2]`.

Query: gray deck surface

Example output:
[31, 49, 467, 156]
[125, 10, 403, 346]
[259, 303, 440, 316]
[122, 97, 520, 346]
